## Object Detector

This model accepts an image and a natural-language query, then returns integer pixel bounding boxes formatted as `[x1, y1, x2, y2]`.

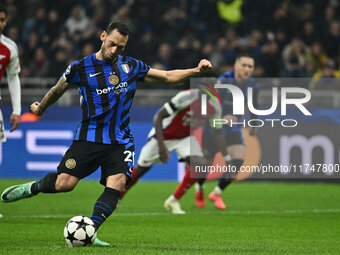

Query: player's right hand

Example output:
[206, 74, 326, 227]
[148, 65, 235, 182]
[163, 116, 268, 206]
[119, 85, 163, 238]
[30, 102, 43, 116]
[9, 114, 20, 132]
[159, 143, 170, 163]
[197, 59, 213, 73]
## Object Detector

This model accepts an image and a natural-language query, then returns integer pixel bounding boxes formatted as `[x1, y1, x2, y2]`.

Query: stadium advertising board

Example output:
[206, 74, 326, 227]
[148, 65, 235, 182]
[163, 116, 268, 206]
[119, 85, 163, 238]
[0, 121, 178, 180]
[190, 78, 340, 180]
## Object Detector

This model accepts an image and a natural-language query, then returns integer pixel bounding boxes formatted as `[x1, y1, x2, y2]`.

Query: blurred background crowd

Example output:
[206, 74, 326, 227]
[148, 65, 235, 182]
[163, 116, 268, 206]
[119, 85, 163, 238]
[2, 0, 340, 89]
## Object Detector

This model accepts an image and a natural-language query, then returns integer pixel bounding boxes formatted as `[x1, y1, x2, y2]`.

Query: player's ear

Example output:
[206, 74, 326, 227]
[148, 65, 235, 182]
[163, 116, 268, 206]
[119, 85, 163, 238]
[100, 31, 106, 42]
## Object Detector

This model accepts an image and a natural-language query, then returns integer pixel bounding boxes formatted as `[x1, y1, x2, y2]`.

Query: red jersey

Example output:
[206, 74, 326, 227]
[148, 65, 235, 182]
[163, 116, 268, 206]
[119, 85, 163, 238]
[148, 89, 221, 140]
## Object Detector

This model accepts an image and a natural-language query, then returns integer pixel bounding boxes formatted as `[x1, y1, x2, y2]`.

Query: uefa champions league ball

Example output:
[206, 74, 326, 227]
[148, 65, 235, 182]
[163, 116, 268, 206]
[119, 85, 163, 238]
[64, 216, 97, 247]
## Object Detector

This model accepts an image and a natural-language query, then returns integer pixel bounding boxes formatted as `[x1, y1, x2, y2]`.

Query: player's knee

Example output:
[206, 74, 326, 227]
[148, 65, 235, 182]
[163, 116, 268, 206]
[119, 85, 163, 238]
[55, 175, 78, 192]
[55, 181, 75, 192]
[116, 175, 127, 190]
[106, 174, 126, 191]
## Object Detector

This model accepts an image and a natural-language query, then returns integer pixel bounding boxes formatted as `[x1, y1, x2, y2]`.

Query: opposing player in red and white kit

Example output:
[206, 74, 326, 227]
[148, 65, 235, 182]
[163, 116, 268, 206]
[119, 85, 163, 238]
[119, 89, 223, 213]
[0, 4, 21, 218]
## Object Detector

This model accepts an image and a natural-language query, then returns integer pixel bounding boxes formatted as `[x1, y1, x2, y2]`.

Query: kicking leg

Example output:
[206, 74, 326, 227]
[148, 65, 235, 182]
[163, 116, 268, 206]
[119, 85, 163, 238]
[91, 173, 126, 247]
[209, 144, 245, 210]
[1, 173, 78, 203]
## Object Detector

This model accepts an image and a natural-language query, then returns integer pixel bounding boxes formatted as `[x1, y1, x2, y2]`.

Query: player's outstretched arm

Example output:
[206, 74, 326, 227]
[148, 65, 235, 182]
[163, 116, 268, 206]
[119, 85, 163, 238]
[144, 59, 212, 84]
[30, 77, 71, 116]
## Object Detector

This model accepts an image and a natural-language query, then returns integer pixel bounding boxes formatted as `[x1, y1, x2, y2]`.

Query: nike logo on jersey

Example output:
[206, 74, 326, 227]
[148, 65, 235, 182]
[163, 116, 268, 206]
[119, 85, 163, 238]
[90, 72, 101, 77]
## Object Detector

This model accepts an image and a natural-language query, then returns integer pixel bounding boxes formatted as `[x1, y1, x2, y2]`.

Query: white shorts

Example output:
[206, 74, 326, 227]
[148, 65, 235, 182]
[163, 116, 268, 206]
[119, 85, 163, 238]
[137, 136, 203, 167]
[0, 110, 5, 142]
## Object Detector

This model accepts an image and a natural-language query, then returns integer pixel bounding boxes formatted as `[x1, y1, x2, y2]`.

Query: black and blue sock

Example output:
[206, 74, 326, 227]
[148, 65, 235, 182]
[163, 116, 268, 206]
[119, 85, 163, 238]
[218, 159, 244, 190]
[91, 187, 120, 230]
[30, 172, 58, 195]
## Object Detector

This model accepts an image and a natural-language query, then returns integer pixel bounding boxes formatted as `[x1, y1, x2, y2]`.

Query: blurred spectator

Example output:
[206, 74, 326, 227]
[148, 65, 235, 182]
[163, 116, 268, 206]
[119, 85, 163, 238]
[23, 30, 39, 64]
[301, 22, 318, 46]
[22, 7, 46, 42]
[261, 41, 280, 77]
[202, 42, 215, 60]
[307, 42, 328, 72]
[282, 38, 310, 75]
[208, 38, 227, 68]
[310, 60, 340, 90]
[154, 43, 174, 70]
[175, 34, 202, 68]
[45, 10, 62, 43]
[280, 55, 308, 78]
[90, 6, 107, 30]
[296, 2, 314, 30]
[324, 21, 340, 57]
[132, 26, 159, 64]
[275, 30, 289, 52]
[65, 6, 92, 36]
[30, 47, 50, 77]
[271, 2, 292, 36]
[319, 6, 336, 38]
[5, 3, 19, 28]
[49, 49, 68, 77]
[304, 60, 317, 78]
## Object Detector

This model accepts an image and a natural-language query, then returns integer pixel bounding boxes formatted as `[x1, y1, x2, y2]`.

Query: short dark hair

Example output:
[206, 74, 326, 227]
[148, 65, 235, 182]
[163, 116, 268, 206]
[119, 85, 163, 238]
[105, 20, 130, 36]
[0, 3, 7, 16]
[235, 52, 254, 62]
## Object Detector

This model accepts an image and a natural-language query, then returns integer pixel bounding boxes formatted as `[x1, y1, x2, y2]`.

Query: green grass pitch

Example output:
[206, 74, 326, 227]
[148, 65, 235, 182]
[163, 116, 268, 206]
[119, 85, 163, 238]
[0, 179, 339, 254]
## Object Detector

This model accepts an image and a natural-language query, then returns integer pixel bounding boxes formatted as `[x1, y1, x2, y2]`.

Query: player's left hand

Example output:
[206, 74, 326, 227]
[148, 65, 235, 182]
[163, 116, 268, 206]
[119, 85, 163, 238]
[249, 127, 257, 136]
[10, 114, 20, 132]
[197, 59, 212, 73]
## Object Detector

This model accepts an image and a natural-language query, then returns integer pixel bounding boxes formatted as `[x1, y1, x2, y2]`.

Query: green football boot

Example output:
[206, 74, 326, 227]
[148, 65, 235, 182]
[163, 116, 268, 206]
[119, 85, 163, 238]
[1, 182, 35, 203]
[93, 237, 110, 247]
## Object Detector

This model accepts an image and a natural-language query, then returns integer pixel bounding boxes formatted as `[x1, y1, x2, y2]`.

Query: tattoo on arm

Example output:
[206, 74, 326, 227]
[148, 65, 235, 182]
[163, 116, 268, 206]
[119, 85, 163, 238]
[39, 78, 71, 114]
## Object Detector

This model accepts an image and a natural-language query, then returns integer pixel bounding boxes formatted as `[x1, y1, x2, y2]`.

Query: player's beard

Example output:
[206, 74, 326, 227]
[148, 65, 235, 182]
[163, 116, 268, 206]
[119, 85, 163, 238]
[101, 44, 116, 63]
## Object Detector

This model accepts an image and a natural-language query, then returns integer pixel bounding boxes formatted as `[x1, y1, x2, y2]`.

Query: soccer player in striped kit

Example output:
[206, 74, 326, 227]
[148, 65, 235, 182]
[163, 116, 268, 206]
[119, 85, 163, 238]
[0, 4, 21, 219]
[196, 53, 259, 210]
[1, 20, 212, 245]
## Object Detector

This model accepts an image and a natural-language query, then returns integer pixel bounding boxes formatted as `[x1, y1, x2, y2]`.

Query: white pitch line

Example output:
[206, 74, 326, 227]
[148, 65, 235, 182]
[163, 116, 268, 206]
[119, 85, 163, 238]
[2, 208, 340, 219]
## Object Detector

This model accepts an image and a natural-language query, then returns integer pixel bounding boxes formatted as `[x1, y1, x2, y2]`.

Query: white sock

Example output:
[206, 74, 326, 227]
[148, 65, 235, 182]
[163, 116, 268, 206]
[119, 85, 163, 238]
[195, 183, 203, 191]
[169, 195, 178, 202]
[213, 186, 222, 195]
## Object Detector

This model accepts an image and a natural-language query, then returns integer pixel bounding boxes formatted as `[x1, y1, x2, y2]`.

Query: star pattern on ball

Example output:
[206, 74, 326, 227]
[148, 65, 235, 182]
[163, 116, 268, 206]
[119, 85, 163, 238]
[66, 229, 78, 243]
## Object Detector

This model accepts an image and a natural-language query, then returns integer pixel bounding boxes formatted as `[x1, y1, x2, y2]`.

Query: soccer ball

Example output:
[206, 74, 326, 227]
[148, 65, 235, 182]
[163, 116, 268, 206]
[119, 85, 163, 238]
[63, 216, 97, 247]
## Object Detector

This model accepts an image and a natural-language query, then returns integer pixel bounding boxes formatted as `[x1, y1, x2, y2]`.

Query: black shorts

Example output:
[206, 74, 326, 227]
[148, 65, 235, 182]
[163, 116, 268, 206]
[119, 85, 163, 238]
[57, 140, 135, 185]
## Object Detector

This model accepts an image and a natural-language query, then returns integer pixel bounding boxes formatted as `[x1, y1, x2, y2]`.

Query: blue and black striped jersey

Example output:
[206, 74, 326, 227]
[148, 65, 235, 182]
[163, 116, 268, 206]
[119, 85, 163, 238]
[63, 53, 150, 144]
[218, 71, 260, 119]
